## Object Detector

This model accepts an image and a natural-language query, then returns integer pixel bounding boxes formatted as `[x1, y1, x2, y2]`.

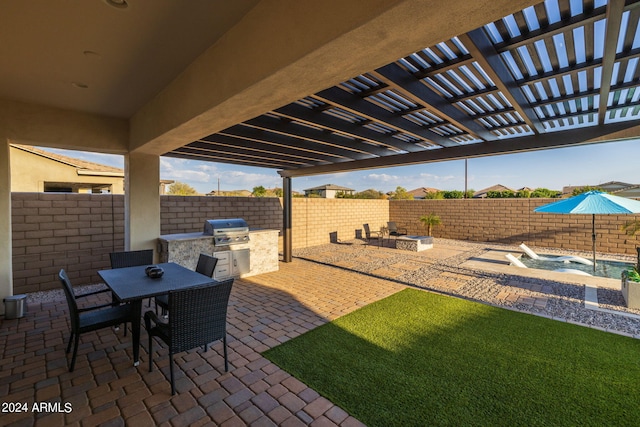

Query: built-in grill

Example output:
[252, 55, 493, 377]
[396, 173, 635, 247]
[203, 218, 250, 246]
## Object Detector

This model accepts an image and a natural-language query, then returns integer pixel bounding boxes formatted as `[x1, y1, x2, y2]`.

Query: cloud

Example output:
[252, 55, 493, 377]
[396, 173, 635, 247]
[365, 173, 401, 183]
[160, 158, 210, 183]
[222, 170, 280, 188]
[418, 172, 457, 183]
[195, 163, 220, 173]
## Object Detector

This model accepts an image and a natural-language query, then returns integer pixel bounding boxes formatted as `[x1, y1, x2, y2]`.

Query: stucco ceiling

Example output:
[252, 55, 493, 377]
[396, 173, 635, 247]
[0, 0, 258, 118]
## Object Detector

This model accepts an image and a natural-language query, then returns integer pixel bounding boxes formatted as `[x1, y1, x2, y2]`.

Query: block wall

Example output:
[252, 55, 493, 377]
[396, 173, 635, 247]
[291, 198, 389, 248]
[10, 194, 389, 293]
[11, 193, 124, 294]
[389, 198, 640, 255]
[11, 194, 640, 294]
[160, 196, 283, 235]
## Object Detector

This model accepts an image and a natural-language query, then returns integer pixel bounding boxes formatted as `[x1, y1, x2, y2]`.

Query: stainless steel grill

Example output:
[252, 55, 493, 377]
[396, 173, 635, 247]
[203, 218, 250, 246]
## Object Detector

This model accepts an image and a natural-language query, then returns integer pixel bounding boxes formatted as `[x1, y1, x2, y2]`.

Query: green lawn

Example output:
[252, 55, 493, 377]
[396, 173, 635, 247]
[263, 289, 640, 426]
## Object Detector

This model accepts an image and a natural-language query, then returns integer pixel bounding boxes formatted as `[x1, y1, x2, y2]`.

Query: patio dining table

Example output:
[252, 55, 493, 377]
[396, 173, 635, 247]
[98, 262, 215, 366]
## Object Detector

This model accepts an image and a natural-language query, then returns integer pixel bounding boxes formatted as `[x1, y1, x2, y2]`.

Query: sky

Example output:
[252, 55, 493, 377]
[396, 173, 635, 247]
[40, 138, 640, 194]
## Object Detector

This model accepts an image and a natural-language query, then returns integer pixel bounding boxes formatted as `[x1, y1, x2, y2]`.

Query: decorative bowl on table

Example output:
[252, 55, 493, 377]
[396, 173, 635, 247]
[145, 266, 164, 279]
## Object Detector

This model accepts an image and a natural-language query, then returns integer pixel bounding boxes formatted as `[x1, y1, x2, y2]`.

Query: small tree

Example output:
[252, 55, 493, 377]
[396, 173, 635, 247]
[167, 181, 198, 196]
[419, 213, 442, 236]
[354, 189, 386, 199]
[390, 186, 414, 200]
[252, 186, 266, 197]
[573, 186, 603, 196]
[442, 190, 464, 199]
[531, 188, 561, 198]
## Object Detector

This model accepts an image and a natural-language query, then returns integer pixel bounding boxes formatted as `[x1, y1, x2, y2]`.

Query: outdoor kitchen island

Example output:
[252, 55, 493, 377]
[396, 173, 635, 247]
[158, 227, 279, 280]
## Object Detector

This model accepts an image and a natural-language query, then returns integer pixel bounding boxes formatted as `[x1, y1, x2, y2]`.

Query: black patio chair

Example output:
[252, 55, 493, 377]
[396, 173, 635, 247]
[109, 249, 154, 312]
[155, 253, 218, 315]
[387, 221, 407, 238]
[144, 278, 234, 395]
[59, 269, 134, 372]
[363, 223, 382, 246]
[109, 249, 153, 269]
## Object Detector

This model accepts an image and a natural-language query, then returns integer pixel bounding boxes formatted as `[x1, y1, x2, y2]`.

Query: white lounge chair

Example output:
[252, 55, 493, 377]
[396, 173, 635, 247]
[519, 243, 593, 266]
[505, 253, 527, 268]
[506, 253, 593, 276]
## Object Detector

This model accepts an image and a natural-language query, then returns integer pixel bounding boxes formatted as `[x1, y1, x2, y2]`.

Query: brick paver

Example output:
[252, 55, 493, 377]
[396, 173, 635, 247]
[0, 252, 405, 426]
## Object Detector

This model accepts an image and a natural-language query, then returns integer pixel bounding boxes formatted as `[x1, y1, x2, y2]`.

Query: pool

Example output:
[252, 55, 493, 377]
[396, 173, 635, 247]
[520, 256, 632, 279]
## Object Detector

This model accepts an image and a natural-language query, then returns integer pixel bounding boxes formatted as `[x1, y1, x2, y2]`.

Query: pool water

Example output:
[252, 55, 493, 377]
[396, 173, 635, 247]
[520, 256, 632, 279]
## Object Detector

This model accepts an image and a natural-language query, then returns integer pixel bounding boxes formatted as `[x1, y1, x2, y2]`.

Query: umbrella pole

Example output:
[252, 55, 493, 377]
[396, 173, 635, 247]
[592, 214, 596, 274]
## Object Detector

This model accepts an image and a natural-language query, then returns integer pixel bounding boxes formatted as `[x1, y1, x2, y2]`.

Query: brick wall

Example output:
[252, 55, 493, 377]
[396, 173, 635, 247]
[389, 198, 640, 255]
[11, 194, 640, 294]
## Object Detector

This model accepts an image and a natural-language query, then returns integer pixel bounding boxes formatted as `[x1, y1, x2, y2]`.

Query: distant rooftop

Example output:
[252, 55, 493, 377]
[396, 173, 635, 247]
[303, 184, 355, 192]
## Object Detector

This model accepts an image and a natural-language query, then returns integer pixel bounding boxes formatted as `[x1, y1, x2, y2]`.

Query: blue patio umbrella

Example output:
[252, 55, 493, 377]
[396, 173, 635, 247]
[534, 191, 640, 273]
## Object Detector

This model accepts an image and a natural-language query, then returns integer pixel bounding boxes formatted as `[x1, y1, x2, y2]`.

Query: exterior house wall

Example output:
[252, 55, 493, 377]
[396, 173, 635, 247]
[10, 146, 125, 193]
[11, 194, 640, 294]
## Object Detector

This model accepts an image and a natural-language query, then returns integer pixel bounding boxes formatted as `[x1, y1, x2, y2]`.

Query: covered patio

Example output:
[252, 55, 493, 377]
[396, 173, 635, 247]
[3, 0, 640, 425]
[4, 0, 640, 297]
[3, 239, 638, 425]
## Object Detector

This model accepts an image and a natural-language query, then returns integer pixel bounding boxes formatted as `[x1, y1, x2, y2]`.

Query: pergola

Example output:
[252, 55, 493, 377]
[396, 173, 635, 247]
[2, 0, 640, 304]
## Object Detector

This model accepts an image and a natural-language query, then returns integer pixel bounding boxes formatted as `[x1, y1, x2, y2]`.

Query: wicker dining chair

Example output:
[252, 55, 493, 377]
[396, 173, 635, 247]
[155, 253, 218, 315]
[59, 269, 133, 372]
[144, 278, 234, 395]
[109, 249, 154, 314]
[109, 249, 153, 269]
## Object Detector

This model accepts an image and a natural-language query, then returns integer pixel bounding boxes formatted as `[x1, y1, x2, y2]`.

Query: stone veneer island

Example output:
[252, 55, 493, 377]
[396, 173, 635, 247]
[158, 229, 279, 280]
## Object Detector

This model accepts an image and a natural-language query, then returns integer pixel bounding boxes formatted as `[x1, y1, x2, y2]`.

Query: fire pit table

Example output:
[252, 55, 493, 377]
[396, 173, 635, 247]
[395, 235, 433, 252]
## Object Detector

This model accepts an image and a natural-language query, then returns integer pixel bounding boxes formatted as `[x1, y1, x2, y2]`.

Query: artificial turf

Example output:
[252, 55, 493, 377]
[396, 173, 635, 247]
[263, 288, 640, 426]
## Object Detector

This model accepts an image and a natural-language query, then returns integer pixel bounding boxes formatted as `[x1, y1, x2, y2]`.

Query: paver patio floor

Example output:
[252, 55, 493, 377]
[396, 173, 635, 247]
[0, 253, 405, 427]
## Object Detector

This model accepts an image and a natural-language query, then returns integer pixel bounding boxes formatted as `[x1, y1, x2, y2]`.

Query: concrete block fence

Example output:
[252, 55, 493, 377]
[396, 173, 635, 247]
[10, 193, 640, 294]
[390, 198, 640, 255]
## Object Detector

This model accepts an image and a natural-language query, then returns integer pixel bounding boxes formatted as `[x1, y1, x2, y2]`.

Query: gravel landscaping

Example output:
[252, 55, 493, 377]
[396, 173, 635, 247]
[294, 238, 640, 338]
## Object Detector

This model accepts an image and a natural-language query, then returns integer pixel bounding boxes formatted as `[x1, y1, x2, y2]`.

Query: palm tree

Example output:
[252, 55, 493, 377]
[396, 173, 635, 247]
[622, 220, 640, 237]
[419, 213, 442, 236]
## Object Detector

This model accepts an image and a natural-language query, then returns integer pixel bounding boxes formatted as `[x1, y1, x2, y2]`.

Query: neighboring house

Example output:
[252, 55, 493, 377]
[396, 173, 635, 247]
[10, 144, 173, 194]
[303, 184, 355, 198]
[10, 144, 125, 194]
[612, 185, 640, 198]
[562, 181, 640, 198]
[159, 180, 175, 195]
[408, 187, 440, 199]
[473, 184, 514, 198]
